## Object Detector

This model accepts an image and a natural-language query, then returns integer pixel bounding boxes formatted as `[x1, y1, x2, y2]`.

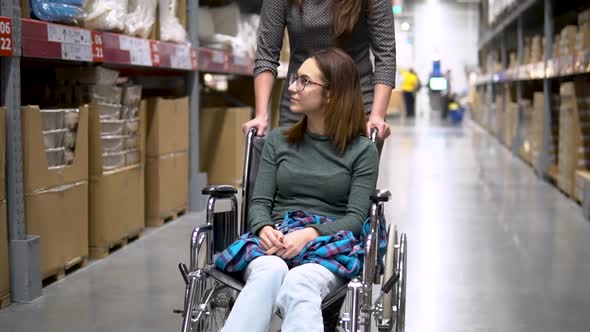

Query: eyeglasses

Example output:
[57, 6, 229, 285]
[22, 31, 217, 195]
[289, 73, 327, 92]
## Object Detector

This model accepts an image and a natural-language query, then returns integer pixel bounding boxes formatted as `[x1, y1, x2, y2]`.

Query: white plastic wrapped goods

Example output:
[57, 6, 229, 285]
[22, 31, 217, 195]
[126, 0, 158, 39]
[198, 7, 215, 40]
[210, 3, 241, 37]
[159, 0, 187, 43]
[83, 0, 128, 32]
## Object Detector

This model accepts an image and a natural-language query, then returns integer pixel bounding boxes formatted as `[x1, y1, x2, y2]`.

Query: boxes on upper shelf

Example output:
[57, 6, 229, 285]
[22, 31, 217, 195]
[559, 26, 578, 57]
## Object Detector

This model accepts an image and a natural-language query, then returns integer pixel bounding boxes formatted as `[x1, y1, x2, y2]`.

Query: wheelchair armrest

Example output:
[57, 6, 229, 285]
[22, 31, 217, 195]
[202, 185, 238, 198]
[370, 189, 391, 202]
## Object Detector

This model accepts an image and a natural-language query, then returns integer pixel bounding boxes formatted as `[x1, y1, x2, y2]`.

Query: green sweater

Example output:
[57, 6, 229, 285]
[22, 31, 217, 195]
[248, 128, 379, 238]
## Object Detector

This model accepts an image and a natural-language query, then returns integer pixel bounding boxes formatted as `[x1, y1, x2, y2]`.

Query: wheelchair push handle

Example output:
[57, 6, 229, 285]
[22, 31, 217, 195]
[370, 127, 378, 143]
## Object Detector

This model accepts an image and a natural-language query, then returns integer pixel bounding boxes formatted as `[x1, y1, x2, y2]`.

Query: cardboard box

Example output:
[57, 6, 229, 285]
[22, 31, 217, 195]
[89, 101, 145, 251]
[200, 107, 251, 186]
[146, 97, 189, 157]
[90, 166, 144, 250]
[0, 200, 8, 307]
[25, 182, 88, 278]
[146, 152, 188, 225]
[22, 105, 89, 194]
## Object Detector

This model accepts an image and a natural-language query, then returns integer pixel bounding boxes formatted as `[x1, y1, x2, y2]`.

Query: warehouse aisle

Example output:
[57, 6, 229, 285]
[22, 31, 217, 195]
[1, 113, 590, 332]
[383, 114, 590, 331]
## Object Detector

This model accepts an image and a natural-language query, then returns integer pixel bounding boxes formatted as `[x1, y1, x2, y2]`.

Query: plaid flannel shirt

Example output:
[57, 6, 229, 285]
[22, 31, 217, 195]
[214, 210, 387, 280]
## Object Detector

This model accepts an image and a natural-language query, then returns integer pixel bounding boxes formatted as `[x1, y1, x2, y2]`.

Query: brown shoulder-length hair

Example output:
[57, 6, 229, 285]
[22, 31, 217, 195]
[289, 0, 369, 39]
[284, 48, 366, 154]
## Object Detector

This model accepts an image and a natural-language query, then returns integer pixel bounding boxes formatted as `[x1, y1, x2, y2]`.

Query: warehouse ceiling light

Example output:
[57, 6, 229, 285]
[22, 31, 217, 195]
[401, 22, 410, 31]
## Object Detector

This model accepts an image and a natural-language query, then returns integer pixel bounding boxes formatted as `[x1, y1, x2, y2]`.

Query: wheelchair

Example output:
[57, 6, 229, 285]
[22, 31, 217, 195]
[175, 128, 408, 332]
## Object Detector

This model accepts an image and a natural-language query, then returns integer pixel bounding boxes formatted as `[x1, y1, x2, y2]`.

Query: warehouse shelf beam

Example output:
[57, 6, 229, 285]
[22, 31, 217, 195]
[1, 0, 42, 303]
[478, 0, 539, 49]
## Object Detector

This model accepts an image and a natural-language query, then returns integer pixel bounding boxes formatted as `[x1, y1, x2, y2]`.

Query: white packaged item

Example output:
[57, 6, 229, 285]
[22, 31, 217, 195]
[210, 3, 241, 37]
[84, 0, 128, 32]
[198, 7, 215, 40]
[126, 0, 157, 39]
[159, 0, 187, 43]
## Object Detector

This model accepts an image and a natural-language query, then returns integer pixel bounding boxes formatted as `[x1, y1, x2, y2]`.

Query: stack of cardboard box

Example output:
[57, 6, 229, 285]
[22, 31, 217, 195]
[21, 104, 89, 282]
[495, 95, 503, 138]
[88, 88, 145, 259]
[0, 108, 9, 309]
[200, 107, 252, 187]
[145, 97, 189, 227]
[503, 88, 518, 147]
[557, 80, 590, 197]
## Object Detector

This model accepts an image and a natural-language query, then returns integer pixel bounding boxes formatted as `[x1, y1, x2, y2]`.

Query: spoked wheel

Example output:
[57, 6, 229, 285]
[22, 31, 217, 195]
[394, 233, 407, 332]
[187, 277, 236, 332]
[381, 224, 398, 329]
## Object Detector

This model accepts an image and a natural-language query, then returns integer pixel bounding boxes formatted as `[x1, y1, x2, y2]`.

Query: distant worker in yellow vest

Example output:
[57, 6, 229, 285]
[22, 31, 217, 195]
[400, 69, 420, 118]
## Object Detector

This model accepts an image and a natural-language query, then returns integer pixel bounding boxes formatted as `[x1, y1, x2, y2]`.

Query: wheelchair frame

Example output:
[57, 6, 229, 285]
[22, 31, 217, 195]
[176, 128, 407, 332]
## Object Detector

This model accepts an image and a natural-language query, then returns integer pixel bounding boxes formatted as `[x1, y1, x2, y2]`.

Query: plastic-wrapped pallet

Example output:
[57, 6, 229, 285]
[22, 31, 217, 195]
[159, 0, 187, 43]
[125, 0, 157, 39]
[83, 0, 128, 32]
[31, 0, 85, 24]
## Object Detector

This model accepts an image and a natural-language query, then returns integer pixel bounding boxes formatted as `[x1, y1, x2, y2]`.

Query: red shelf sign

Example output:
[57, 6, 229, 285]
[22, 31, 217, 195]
[92, 31, 104, 62]
[0, 17, 13, 56]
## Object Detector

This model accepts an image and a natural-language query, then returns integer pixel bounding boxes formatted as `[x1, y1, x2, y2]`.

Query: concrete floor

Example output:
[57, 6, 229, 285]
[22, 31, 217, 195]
[1, 111, 590, 331]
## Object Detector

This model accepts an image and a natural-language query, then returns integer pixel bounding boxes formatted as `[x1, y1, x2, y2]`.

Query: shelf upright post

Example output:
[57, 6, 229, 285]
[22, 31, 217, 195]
[538, 0, 553, 177]
[513, 15, 525, 155]
[1, 0, 42, 302]
[186, 2, 207, 212]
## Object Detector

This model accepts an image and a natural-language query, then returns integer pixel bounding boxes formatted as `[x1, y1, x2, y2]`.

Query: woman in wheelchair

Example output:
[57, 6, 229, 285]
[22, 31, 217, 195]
[218, 48, 379, 332]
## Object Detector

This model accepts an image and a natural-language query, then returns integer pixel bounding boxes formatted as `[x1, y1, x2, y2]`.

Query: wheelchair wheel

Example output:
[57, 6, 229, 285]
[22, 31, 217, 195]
[395, 233, 407, 332]
[381, 224, 398, 327]
[189, 277, 236, 332]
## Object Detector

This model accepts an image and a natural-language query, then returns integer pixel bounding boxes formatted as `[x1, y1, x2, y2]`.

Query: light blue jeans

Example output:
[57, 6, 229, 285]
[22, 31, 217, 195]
[220, 255, 346, 332]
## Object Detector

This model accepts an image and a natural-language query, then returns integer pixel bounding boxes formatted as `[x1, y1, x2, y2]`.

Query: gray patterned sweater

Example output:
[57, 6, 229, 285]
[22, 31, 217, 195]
[254, 0, 397, 125]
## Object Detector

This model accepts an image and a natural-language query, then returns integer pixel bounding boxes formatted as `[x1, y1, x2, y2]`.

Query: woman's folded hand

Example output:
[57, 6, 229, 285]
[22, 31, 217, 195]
[268, 228, 320, 259]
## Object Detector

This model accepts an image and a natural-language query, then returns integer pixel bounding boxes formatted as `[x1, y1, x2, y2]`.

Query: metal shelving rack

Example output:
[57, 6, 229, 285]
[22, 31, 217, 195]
[0, 0, 256, 302]
[476, 0, 590, 217]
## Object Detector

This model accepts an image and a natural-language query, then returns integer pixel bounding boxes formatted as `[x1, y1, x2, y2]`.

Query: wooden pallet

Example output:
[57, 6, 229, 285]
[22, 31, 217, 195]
[42, 256, 89, 287]
[0, 292, 10, 310]
[146, 206, 187, 227]
[89, 229, 144, 260]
